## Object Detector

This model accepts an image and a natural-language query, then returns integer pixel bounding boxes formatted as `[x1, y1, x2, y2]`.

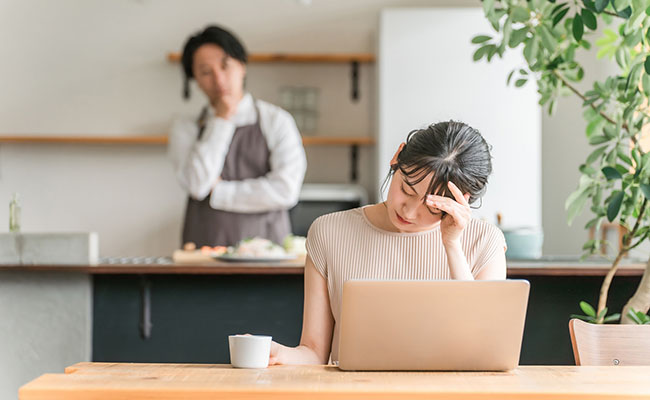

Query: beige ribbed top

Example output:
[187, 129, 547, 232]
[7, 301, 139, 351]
[305, 206, 506, 362]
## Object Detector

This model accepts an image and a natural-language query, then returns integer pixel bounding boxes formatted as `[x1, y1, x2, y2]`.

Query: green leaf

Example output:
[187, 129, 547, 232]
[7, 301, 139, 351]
[586, 117, 605, 136]
[614, 164, 627, 175]
[580, 301, 597, 317]
[512, 6, 530, 23]
[644, 56, 650, 75]
[570, 314, 596, 322]
[573, 15, 585, 42]
[588, 135, 609, 145]
[515, 78, 528, 87]
[486, 45, 498, 61]
[607, 190, 624, 221]
[551, 2, 570, 16]
[483, 0, 495, 16]
[640, 183, 650, 200]
[603, 313, 622, 323]
[553, 8, 570, 26]
[582, 239, 598, 250]
[617, 6, 632, 18]
[566, 187, 590, 225]
[617, 148, 633, 166]
[595, 0, 609, 12]
[615, 48, 628, 69]
[598, 307, 609, 319]
[623, 30, 642, 47]
[582, 8, 597, 30]
[509, 28, 528, 48]
[602, 166, 623, 180]
[586, 146, 608, 164]
[580, 164, 597, 175]
[471, 35, 491, 44]
[506, 70, 515, 85]
[540, 25, 557, 52]
[642, 73, 650, 97]
[603, 125, 617, 139]
[584, 217, 602, 229]
[473, 46, 487, 61]
[584, 0, 597, 11]
[628, 309, 643, 324]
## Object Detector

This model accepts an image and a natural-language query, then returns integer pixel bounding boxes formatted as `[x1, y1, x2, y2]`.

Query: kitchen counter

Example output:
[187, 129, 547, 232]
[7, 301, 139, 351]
[20, 362, 650, 400]
[0, 256, 645, 276]
[3, 255, 648, 399]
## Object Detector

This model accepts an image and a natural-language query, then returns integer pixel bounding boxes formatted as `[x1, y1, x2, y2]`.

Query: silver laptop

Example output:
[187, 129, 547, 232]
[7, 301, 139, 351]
[337, 280, 530, 371]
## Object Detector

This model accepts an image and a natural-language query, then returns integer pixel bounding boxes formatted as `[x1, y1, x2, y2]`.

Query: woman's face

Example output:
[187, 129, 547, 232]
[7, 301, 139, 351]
[385, 168, 444, 233]
[192, 43, 246, 105]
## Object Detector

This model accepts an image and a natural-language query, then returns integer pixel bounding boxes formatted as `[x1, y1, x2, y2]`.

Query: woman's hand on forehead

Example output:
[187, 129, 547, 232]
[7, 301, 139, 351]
[425, 181, 470, 222]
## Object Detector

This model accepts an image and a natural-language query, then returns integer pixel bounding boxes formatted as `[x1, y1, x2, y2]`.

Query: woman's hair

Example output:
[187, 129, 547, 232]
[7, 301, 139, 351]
[180, 25, 248, 99]
[383, 120, 493, 207]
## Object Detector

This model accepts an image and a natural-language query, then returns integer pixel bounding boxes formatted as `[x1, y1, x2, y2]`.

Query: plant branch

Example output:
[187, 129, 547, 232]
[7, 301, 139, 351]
[579, 0, 625, 18]
[597, 197, 648, 322]
[625, 231, 650, 252]
[602, 10, 620, 17]
[552, 70, 639, 146]
[552, 70, 616, 125]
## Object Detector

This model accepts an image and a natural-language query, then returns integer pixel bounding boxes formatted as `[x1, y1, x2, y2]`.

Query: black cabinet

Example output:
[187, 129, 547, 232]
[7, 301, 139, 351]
[92, 274, 303, 363]
[92, 273, 641, 365]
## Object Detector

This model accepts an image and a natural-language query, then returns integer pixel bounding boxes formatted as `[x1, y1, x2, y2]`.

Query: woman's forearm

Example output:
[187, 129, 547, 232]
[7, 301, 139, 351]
[444, 239, 474, 280]
[274, 343, 327, 365]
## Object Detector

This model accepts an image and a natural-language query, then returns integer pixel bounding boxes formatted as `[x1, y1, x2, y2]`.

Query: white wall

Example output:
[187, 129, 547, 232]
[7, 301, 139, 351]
[0, 0, 440, 256]
[0, 0, 615, 257]
[378, 8, 541, 229]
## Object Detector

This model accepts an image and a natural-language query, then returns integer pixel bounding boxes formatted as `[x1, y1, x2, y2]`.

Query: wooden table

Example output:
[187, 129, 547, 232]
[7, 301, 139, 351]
[19, 362, 650, 399]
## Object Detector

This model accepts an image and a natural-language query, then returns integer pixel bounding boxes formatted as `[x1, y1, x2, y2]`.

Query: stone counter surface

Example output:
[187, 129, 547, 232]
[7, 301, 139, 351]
[0, 257, 645, 276]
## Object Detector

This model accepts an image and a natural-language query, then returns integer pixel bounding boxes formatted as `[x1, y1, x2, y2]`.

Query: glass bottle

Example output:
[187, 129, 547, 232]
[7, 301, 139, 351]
[9, 193, 20, 233]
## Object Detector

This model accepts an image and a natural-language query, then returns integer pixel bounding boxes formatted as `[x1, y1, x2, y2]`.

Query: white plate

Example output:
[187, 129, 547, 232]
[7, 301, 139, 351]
[215, 253, 298, 262]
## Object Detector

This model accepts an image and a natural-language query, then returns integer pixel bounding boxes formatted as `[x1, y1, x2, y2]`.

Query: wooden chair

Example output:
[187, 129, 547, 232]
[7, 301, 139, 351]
[569, 318, 650, 365]
[588, 222, 628, 256]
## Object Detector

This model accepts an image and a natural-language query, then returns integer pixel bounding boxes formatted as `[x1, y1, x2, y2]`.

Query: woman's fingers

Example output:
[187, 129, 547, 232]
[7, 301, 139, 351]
[447, 181, 469, 207]
[426, 195, 470, 226]
[269, 341, 281, 366]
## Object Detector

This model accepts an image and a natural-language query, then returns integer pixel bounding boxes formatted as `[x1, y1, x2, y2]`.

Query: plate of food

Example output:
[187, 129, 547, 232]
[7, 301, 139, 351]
[215, 237, 299, 262]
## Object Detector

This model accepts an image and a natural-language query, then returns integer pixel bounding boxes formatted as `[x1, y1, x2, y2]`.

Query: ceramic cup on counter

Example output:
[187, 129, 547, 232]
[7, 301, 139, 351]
[228, 334, 272, 368]
[502, 227, 544, 259]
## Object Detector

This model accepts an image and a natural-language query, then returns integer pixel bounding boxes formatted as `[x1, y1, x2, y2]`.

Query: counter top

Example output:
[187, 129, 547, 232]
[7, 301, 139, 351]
[19, 362, 650, 400]
[0, 257, 646, 276]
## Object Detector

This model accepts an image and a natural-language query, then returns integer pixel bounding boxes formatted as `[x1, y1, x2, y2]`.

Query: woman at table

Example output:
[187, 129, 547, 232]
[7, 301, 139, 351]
[270, 120, 507, 365]
[168, 25, 307, 247]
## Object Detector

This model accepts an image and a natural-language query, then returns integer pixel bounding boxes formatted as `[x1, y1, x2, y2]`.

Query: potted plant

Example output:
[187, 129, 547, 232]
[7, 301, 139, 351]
[472, 0, 650, 328]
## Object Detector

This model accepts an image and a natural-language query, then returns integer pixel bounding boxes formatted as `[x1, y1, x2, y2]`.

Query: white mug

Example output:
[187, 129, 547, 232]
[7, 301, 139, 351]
[228, 335, 272, 368]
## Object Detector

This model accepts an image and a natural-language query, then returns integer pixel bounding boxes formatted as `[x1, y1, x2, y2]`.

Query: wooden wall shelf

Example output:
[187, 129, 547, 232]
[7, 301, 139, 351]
[0, 135, 168, 145]
[167, 52, 375, 64]
[0, 135, 374, 146]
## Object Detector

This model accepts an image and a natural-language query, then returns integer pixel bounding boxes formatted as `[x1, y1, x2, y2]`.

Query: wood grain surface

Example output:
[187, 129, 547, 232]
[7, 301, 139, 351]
[19, 362, 650, 400]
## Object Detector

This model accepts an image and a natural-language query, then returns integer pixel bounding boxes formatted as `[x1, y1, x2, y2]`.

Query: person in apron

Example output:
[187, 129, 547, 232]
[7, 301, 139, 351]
[168, 25, 307, 247]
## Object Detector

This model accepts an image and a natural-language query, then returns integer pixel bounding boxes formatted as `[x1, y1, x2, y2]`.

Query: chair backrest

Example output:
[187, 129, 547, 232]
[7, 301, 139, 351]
[569, 318, 650, 366]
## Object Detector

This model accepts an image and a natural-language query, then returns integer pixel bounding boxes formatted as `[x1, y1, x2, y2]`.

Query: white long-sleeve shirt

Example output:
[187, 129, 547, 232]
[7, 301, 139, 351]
[168, 93, 307, 213]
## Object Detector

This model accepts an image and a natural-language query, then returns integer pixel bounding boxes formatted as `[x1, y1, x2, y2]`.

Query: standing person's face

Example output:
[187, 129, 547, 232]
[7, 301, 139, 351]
[192, 44, 246, 106]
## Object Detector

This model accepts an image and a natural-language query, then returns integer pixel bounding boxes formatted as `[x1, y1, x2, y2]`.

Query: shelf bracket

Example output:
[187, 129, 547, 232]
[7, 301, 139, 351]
[350, 61, 360, 101]
[350, 144, 359, 183]
[139, 275, 153, 340]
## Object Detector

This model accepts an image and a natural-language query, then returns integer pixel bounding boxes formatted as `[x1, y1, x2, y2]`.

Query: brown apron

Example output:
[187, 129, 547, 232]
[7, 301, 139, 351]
[182, 103, 291, 247]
